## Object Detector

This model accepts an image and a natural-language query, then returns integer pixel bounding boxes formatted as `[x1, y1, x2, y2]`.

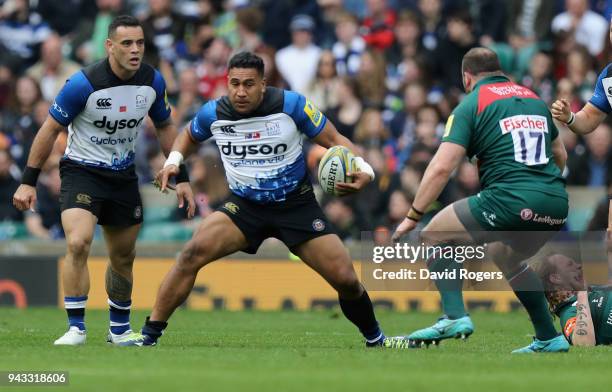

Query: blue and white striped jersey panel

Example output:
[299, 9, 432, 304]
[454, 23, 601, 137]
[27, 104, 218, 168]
[589, 63, 612, 114]
[190, 89, 326, 203]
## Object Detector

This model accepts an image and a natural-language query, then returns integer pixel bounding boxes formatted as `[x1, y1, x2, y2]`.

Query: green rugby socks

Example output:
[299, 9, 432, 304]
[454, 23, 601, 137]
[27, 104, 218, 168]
[506, 265, 557, 341]
[427, 254, 466, 319]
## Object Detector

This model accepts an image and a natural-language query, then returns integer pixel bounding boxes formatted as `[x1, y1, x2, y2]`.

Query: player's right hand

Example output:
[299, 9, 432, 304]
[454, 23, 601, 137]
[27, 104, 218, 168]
[12, 184, 37, 212]
[156, 164, 179, 193]
[551, 98, 571, 123]
[391, 217, 417, 242]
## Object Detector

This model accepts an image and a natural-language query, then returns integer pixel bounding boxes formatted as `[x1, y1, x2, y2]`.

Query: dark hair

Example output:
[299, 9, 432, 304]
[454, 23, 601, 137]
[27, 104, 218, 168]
[108, 15, 142, 38]
[448, 9, 473, 26]
[461, 47, 502, 75]
[228, 51, 265, 77]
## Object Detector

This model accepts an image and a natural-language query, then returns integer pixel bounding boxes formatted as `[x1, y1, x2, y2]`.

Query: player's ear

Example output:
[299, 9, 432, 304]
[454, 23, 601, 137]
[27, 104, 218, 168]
[104, 38, 113, 54]
[462, 72, 471, 92]
[261, 77, 266, 93]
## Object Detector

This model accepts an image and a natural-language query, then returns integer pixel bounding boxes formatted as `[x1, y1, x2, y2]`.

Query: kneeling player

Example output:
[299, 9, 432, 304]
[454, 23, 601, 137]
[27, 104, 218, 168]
[138, 52, 410, 348]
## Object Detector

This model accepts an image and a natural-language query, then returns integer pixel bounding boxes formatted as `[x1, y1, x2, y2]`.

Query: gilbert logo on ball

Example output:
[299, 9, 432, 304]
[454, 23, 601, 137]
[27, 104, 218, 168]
[318, 146, 356, 196]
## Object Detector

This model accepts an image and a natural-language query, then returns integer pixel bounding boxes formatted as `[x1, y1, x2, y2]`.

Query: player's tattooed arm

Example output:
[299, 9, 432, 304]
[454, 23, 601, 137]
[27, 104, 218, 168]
[572, 291, 596, 346]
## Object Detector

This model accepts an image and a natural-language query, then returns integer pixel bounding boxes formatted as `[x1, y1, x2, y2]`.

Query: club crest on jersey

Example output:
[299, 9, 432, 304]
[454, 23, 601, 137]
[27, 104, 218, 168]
[265, 121, 281, 136]
[312, 219, 325, 232]
[520, 208, 533, 221]
[134, 206, 142, 219]
[304, 99, 322, 127]
[136, 95, 147, 109]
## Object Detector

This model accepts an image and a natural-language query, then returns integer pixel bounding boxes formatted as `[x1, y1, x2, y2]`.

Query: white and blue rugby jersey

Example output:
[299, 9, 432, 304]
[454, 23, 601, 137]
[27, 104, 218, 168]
[190, 87, 326, 203]
[589, 64, 612, 114]
[49, 59, 171, 170]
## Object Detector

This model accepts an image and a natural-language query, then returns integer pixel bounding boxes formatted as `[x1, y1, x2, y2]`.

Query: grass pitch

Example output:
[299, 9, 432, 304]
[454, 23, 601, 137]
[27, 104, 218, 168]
[1, 308, 611, 392]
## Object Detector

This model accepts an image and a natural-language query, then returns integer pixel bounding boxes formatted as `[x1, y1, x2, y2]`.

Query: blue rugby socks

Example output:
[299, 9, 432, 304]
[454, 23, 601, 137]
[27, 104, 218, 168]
[108, 299, 132, 335]
[64, 296, 87, 331]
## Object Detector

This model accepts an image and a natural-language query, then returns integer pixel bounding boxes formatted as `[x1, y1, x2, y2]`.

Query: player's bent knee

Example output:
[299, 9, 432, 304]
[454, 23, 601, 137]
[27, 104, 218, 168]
[177, 241, 212, 273]
[66, 236, 92, 259]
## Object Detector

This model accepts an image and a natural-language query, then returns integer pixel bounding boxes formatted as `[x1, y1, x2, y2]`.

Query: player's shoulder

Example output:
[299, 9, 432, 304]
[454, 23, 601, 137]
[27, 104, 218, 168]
[197, 99, 219, 121]
[597, 63, 612, 80]
[452, 91, 477, 115]
[63, 68, 93, 92]
[82, 59, 157, 91]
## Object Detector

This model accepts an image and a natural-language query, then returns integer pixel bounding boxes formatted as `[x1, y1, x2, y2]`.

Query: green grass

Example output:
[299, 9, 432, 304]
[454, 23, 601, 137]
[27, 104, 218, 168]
[1, 309, 611, 392]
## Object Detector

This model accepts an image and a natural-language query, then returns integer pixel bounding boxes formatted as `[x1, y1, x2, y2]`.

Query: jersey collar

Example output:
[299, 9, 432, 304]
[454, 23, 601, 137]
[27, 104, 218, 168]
[473, 74, 511, 90]
[105, 58, 141, 83]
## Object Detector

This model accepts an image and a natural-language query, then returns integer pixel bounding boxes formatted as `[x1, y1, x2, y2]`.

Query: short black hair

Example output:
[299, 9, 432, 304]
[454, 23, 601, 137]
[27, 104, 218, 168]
[228, 51, 265, 77]
[108, 15, 142, 38]
[461, 47, 502, 75]
[448, 9, 472, 26]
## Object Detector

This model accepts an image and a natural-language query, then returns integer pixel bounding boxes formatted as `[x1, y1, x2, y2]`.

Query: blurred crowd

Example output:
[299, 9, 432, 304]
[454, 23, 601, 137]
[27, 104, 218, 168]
[1, 0, 612, 241]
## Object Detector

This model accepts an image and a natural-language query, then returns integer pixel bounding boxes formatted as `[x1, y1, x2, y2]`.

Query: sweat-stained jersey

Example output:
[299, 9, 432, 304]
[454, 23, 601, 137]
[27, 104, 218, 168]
[190, 87, 326, 203]
[48, 59, 171, 170]
[442, 75, 566, 197]
[556, 289, 612, 345]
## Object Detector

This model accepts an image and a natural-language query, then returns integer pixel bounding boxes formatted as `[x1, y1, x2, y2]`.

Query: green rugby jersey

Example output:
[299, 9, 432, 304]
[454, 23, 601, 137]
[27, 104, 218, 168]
[442, 75, 566, 197]
[555, 289, 612, 345]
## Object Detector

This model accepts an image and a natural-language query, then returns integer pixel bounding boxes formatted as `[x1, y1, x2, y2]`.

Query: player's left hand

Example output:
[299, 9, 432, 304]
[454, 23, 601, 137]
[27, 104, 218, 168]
[175, 182, 196, 219]
[335, 171, 372, 195]
[391, 217, 417, 242]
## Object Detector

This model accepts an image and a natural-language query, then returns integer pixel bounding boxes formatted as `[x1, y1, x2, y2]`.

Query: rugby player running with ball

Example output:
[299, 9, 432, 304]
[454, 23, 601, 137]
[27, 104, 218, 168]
[138, 52, 410, 349]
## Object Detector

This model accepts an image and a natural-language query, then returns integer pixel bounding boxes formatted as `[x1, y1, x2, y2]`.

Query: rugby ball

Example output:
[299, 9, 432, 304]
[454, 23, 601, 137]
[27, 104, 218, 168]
[318, 146, 356, 196]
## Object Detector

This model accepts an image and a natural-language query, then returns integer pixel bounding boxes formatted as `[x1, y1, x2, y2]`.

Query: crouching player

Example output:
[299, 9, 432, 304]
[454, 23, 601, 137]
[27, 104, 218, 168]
[138, 52, 410, 348]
